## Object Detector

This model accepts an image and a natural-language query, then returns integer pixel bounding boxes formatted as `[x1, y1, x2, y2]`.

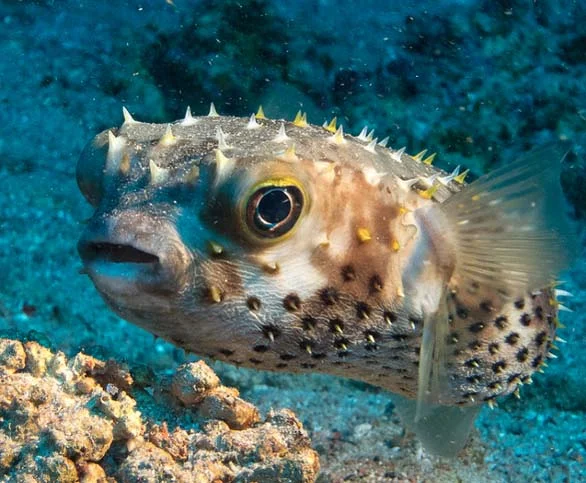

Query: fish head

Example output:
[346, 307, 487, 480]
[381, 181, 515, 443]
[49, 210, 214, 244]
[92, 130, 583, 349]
[76, 116, 412, 357]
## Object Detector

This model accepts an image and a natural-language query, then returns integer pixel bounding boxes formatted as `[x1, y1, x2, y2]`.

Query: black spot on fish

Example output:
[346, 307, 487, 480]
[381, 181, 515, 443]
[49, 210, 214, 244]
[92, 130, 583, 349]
[279, 353, 297, 361]
[320, 287, 340, 305]
[253, 344, 269, 353]
[457, 306, 469, 319]
[535, 331, 548, 347]
[249, 358, 263, 364]
[488, 342, 500, 355]
[301, 316, 317, 330]
[480, 300, 494, 312]
[494, 315, 508, 330]
[283, 293, 301, 312]
[532, 354, 543, 368]
[384, 311, 398, 324]
[519, 313, 532, 326]
[534, 306, 544, 320]
[505, 332, 520, 345]
[276, 363, 288, 368]
[488, 381, 501, 391]
[247, 296, 261, 311]
[514, 298, 525, 310]
[469, 322, 485, 333]
[516, 347, 529, 362]
[356, 301, 371, 319]
[299, 338, 315, 352]
[492, 361, 507, 374]
[365, 329, 380, 340]
[369, 274, 384, 293]
[341, 265, 356, 281]
[218, 348, 234, 356]
[301, 363, 316, 369]
[334, 337, 350, 350]
[469, 340, 482, 350]
[467, 375, 482, 384]
[329, 318, 344, 333]
[507, 373, 522, 384]
[311, 352, 327, 360]
[262, 324, 281, 340]
[465, 358, 481, 368]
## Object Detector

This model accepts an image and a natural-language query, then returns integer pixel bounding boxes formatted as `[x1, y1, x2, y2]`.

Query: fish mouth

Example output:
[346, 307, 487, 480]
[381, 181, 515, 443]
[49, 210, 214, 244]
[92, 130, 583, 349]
[77, 210, 193, 307]
[78, 236, 168, 297]
[79, 241, 160, 265]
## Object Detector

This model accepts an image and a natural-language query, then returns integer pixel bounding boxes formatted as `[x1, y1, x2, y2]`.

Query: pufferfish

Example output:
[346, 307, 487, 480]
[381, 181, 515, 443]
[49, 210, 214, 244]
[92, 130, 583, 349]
[76, 105, 576, 457]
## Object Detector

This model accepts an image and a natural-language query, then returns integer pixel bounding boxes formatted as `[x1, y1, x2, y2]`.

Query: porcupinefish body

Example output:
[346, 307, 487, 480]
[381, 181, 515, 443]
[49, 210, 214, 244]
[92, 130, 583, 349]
[77, 107, 575, 456]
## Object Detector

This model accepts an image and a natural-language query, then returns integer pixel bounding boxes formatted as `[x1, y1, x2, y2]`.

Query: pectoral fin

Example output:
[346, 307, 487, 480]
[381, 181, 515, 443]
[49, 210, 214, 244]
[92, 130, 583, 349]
[416, 297, 450, 420]
[435, 144, 576, 296]
[392, 394, 482, 458]
[410, 299, 480, 458]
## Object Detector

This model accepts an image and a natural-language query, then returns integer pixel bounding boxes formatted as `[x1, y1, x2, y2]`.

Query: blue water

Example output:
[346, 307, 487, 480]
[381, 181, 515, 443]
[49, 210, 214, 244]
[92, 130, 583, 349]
[0, 1, 585, 481]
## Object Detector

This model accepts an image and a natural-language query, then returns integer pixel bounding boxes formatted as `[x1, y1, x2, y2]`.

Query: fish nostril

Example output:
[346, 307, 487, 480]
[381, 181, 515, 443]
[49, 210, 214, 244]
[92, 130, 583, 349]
[81, 242, 160, 264]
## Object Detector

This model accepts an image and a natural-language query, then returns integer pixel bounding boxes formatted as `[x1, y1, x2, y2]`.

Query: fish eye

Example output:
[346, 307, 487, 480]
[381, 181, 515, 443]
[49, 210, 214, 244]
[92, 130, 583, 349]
[245, 183, 304, 239]
[76, 130, 110, 207]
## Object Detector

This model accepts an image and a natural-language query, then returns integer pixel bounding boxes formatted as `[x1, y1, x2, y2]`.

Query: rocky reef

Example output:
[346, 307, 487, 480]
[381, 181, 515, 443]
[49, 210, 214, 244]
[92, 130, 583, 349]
[0, 338, 319, 482]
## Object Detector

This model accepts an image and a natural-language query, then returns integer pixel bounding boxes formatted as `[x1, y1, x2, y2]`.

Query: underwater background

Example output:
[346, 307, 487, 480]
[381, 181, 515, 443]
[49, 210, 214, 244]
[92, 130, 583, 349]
[1, 0, 585, 481]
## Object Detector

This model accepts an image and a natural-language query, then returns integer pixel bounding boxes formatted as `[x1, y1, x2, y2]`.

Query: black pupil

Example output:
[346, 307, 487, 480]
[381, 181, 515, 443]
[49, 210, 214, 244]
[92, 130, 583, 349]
[257, 188, 292, 226]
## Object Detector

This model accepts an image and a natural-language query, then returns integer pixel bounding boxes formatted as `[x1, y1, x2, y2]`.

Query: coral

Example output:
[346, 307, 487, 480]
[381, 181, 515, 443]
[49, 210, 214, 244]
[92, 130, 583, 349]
[0, 339, 319, 482]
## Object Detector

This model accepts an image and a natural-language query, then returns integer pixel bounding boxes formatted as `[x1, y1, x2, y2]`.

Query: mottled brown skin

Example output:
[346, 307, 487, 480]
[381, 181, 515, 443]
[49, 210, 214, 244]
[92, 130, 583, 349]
[77, 113, 559, 408]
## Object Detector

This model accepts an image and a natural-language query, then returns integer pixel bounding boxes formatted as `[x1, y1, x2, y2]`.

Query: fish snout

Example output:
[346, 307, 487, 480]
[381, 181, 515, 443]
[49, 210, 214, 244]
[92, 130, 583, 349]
[78, 210, 191, 298]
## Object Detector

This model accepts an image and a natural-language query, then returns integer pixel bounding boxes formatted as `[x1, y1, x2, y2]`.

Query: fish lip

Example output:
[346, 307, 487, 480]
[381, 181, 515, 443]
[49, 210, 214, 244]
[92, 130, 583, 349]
[78, 210, 193, 300]
[77, 233, 175, 297]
